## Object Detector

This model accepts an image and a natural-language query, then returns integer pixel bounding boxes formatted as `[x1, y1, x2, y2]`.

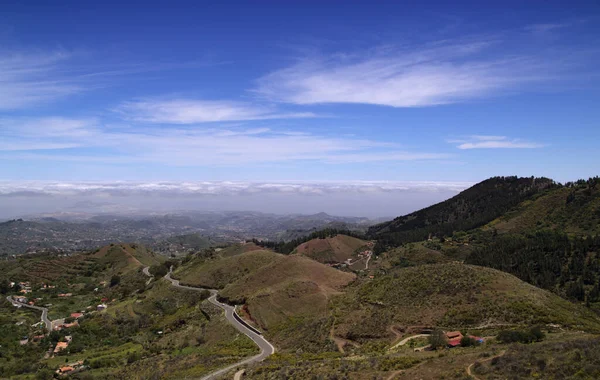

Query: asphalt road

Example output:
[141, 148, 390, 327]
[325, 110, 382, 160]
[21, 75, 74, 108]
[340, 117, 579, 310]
[6, 296, 52, 331]
[148, 269, 275, 379]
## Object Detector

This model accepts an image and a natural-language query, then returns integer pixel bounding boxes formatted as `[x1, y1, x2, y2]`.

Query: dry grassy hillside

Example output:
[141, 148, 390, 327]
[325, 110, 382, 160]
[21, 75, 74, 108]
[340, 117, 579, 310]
[218, 242, 265, 257]
[332, 262, 600, 344]
[175, 250, 280, 288]
[294, 234, 369, 263]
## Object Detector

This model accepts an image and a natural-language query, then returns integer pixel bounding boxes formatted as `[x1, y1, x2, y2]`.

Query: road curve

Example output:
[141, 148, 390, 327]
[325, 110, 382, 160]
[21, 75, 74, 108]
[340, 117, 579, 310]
[6, 296, 52, 331]
[155, 269, 275, 379]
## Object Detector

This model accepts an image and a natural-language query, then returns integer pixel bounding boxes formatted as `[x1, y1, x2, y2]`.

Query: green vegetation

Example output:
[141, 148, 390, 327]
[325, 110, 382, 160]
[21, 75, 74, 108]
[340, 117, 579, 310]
[474, 335, 600, 379]
[428, 329, 447, 349]
[369, 176, 557, 251]
[332, 263, 600, 345]
[251, 228, 367, 254]
[496, 326, 545, 344]
[467, 231, 600, 307]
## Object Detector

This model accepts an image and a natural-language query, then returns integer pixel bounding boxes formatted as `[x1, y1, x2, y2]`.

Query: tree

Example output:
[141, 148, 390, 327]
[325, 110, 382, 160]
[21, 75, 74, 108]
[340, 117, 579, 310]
[428, 329, 447, 350]
[110, 275, 121, 287]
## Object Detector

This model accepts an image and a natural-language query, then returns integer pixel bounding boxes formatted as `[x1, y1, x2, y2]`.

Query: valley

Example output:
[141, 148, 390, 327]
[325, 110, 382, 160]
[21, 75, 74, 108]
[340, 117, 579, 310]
[1, 176, 600, 379]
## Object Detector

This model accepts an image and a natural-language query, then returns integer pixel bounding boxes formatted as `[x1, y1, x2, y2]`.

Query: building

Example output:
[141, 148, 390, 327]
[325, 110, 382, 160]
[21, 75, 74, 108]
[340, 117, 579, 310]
[57, 366, 74, 375]
[97, 304, 107, 311]
[70, 312, 84, 319]
[445, 331, 463, 347]
[54, 341, 69, 354]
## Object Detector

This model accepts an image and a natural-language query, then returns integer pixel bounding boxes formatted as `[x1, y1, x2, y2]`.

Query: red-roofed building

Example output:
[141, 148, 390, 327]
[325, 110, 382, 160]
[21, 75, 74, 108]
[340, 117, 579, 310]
[70, 313, 84, 319]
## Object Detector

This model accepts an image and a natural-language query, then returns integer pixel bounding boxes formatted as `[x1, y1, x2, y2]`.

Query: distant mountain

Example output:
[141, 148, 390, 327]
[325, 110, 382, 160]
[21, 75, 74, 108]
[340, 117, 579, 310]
[368, 176, 557, 249]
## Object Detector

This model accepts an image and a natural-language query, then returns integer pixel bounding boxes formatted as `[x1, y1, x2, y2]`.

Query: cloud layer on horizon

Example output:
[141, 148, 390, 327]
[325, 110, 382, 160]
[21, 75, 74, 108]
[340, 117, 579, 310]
[0, 180, 472, 197]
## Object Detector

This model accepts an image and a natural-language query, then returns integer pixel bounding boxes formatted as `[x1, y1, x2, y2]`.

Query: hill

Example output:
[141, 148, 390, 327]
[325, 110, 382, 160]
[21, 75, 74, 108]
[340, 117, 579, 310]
[368, 176, 556, 249]
[174, 250, 356, 351]
[175, 250, 280, 289]
[0, 243, 163, 284]
[332, 262, 600, 344]
[218, 242, 265, 257]
[294, 234, 370, 263]
[485, 177, 600, 236]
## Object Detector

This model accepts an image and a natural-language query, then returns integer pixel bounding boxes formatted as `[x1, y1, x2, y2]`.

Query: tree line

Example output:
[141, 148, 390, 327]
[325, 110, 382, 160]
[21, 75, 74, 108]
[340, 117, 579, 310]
[466, 231, 600, 304]
[249, 228, 366, 254]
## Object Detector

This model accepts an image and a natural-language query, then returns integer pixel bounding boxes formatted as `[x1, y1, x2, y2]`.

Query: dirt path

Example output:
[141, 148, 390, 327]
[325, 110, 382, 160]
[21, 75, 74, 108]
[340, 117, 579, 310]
[330, 322, 360, 353]
[466, 350, 506, 379]
[389, 325, 403, 344]
[389, 334, 429, 350]
[233, 369, 245, 380]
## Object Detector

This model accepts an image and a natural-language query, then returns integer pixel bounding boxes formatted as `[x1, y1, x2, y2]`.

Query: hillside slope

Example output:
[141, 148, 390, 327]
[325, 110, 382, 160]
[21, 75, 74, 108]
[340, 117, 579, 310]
[174, 250, 280, 289]
[485, 178, 600, 236]
[294, 234, 369, 263]
[332, 263, 600, 343]
[174, 250, 356, 351]
[0, 243, 162, 284]
[369, 176, 556, 248]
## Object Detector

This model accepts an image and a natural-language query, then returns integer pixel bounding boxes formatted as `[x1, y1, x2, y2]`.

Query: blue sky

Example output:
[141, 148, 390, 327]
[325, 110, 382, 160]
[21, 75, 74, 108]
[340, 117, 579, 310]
[1, 0, 599, 185]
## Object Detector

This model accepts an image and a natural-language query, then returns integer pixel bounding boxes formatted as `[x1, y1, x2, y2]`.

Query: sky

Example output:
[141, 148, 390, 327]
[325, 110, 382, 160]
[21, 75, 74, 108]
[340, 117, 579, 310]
[0, 1, 599, 217]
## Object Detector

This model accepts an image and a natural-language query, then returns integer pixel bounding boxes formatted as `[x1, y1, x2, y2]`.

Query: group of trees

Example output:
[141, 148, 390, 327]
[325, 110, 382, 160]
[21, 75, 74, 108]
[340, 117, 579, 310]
[250, 228, 366, 254]
[369, 176, 557, 250]
[466, 231, 600, 304]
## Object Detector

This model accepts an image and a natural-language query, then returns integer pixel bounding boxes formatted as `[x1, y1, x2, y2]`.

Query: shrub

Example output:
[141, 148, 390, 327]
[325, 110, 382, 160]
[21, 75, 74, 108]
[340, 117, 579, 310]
[460, 336, 480, 347]
[497, 326, 545, 344]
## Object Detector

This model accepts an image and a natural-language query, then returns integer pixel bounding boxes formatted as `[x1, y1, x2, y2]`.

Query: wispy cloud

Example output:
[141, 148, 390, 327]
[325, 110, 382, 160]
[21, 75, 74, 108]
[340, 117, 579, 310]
[115, 99, 316, 123]
[525, 23, 568, 34]
[0, 117, 449, 165]
[450, 135, 544, 149]
[254, 36, 585, 108]
[0, 50, 83, 110]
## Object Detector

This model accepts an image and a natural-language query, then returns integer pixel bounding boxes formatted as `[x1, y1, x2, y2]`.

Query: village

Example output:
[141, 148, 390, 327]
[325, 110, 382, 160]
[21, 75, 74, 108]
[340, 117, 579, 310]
[6, 279, 112, 376]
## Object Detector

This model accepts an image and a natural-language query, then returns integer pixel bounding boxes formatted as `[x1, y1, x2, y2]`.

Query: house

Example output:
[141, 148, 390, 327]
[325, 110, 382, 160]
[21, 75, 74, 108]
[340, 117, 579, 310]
[70, 312, 84, 319]
[58, 293, 72, 297]
[62, 321, 79, 329]
[54, 341, 69, 353]
[57, 366, 74, 375]
[97, 304, 107, 311]
[14, 296, 28, 303]
[445, 331, 464, 348]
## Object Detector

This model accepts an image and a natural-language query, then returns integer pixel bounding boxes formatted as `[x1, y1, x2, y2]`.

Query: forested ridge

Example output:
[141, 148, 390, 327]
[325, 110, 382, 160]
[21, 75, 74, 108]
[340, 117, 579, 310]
[466, 231, 600, 305]
[369, 176, 557, 251]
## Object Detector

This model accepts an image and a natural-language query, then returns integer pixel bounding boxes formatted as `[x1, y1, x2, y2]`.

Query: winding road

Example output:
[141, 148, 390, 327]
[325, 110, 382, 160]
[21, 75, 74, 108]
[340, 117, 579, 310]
[6, 296, 52, 331]
[152, 269, 275, 379]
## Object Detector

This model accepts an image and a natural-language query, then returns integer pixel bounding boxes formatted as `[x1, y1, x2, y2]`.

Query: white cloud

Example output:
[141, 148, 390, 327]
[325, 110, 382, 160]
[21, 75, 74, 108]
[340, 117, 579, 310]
[0, 180, 472, 197]
[254, 39, 574, 108]
[115, 99, 316, 123]
[0, 51, 82, 110]
[450, 135, 544, 149]
[0, 117, 449, 165]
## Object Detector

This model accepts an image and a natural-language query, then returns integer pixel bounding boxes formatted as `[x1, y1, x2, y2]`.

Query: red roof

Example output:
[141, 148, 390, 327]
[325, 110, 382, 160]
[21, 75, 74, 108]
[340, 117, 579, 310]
[70, 313, 83, 319]
[448, 338, 462, 347]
